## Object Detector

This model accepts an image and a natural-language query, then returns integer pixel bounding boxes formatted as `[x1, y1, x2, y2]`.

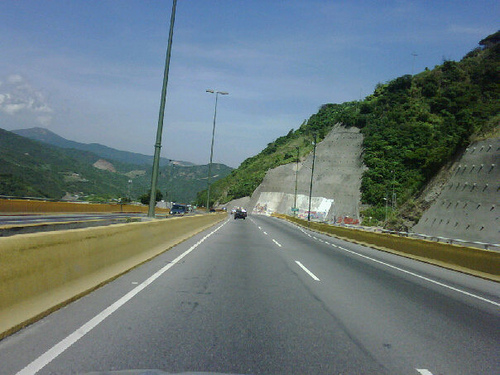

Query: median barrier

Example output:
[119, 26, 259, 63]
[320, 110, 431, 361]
[275, 214, 500, 281]
[0, 198, 168, 214]
[0, 212, 226, 339]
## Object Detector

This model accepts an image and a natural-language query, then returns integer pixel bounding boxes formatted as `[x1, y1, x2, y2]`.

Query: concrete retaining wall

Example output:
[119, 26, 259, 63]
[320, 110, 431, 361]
[0, 213, 226, 338]
[278, 214, 500, 281]
[413, 138, 500, 244]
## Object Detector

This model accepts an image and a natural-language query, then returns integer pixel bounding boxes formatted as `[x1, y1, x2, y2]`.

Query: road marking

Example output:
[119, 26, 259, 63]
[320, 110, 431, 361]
[295, 261, 320, 281]
[416, 369, 434, 375]
[298, 226, 500, 307]
[272, 239, 282, 247]
[15, 220, 228, 375]
[340, 245, 500, 307]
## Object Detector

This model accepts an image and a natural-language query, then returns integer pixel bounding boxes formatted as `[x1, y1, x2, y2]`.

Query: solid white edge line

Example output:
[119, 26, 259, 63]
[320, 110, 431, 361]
[336, 242, 500, 307]
[295, 261, 320, 281]
[297, 224, 500, 307]
[272, 239, 282, 247]
[16, 220, 228, 375]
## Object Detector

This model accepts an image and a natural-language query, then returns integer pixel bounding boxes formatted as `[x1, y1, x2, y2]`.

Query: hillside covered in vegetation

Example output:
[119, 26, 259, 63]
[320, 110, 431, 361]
[199, 32, 500, 216]
[0, 128, 131, 199]
[0, 128, 232, 203]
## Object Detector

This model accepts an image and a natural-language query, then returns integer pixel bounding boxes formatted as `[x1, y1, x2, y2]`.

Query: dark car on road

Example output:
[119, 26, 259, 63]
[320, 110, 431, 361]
[170, 204, 187, 215]
[234, 208, 247, 220]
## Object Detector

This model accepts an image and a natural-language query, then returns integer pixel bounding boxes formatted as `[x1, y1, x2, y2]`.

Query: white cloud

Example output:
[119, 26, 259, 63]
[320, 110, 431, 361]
[7, 74, 24, 84]
[3, 103, 26, 115]
[0, 74, 54, 125]
[37, 115, 52, 126]
[447, 25, 493, 36]
[0, 93, 9, 104]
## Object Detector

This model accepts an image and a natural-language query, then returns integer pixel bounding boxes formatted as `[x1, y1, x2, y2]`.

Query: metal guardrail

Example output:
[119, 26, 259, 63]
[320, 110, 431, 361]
[408, 232, 500, 251]
[324, 222, 499, 251]
[0, 195, 59, 202]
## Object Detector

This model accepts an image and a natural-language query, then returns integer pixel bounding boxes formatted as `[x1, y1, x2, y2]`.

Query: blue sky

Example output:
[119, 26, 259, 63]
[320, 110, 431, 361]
[0, 1, 497, 167]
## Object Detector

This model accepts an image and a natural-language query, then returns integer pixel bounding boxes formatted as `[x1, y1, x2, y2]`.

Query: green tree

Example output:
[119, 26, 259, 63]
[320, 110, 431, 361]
[139, 190, 163, 205]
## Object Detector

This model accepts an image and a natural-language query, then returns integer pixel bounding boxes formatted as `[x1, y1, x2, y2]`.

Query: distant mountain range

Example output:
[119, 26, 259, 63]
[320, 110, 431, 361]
[12, 127, 194, 167]
[0, 127, 232, 203]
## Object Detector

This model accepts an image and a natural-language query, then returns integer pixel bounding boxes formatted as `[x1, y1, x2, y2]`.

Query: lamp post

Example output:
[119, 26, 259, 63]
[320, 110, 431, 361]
[148, 0, 177, 218]
[391, 170, 397, 210]
[411, 52, 418, 75]
[206, 89, 228, 211]
[383, 196, 388, 222]
[293, 146, 299, 216]
[307, 133, 317, 223]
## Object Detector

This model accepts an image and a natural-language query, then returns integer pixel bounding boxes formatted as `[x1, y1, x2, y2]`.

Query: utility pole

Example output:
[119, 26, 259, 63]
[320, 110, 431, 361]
[205, 90, 228, 211]
[308, 133, 317, 223]
[293, 146, 299, 216]
[411, 52, 418, 75]
[384, 196, 388, 222]
[391, 170, 397, 210]
[148, 0, 177, 218]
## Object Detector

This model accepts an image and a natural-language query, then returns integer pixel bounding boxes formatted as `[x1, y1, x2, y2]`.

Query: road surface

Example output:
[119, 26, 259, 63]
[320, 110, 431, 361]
[0, 213, 145, 226]
[0, 215, 498, 374]
[0, 213, 151, 236]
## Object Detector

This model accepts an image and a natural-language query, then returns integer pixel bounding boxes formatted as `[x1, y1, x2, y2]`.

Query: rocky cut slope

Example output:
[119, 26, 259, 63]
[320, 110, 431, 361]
[247, 124, 366, 224]
[412, 135, 500, 244]
[239, 127, 499, 246]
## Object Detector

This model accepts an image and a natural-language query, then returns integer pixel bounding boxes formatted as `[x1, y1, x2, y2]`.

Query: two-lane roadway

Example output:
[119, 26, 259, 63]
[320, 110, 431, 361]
[0, 214, 498, 374]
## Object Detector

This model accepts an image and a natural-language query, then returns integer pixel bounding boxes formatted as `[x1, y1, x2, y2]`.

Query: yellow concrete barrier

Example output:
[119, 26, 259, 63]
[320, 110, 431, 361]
[276, 214, 500, 281]
[0, 213, 226, 339]
[0, 198, 168, 214]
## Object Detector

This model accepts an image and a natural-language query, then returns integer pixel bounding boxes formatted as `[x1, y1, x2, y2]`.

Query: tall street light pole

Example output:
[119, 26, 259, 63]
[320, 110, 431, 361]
[148, 0, 177, 218]
[308, 133, 317, 223]
[206, 89, 228, 211]
[293, 146, 299, 216]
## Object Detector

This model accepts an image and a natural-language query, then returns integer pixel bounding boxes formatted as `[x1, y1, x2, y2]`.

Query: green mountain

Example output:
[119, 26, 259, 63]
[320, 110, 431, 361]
[200, 32, 500, 214]
[0, 128, 131, 198]
[0, 128, 232, 203]
[12, 127, 193, 167]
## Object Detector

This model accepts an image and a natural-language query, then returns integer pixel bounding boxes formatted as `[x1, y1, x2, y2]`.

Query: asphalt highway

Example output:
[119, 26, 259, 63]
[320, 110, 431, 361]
[0, 213, 149, 237]
[0, 213, 145, 226]
[0, 215, 498, 374]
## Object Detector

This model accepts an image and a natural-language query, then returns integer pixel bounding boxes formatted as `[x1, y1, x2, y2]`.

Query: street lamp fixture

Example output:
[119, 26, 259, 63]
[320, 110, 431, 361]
[206, 89, 229, 211]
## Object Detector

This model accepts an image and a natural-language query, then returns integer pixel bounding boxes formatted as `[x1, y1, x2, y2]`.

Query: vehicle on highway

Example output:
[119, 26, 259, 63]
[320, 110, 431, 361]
[170, 204, 187, 215]
[234, 208, 247, 219]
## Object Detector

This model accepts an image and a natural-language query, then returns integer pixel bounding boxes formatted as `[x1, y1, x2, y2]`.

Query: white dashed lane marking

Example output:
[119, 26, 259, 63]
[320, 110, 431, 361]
[297, 227, 500, 307]
[295, 261, 320, 281]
